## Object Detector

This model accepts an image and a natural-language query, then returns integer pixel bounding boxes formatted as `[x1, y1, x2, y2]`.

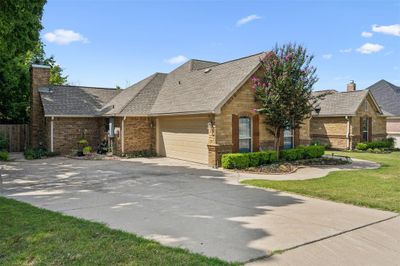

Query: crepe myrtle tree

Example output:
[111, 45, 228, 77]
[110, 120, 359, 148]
[252, 43, 322, 157]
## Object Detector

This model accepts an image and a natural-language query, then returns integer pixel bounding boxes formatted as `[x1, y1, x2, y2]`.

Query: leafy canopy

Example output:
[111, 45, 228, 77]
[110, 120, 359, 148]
[252, 43, 322, 152]
[0, 0, 67, 123]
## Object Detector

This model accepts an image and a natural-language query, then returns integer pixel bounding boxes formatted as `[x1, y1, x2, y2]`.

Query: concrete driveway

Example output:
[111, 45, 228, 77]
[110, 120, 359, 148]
[0, 156, 398, 263]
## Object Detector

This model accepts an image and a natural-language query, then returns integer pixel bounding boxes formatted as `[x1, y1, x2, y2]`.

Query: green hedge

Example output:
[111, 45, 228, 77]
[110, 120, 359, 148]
[356, 139, 395, 151]
[221, 150, 277, 169]
[0, 151, 9, 161]
[221, 145, 325, 169]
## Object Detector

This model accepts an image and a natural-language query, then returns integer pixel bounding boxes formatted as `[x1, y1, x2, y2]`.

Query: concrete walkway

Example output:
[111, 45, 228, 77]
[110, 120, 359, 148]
[0, 155, 397, 263]
[248, 215, 400, 266]
[224, 158, 379, 182]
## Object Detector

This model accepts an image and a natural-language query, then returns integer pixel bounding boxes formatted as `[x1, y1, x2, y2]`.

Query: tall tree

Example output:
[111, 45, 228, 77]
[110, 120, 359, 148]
[0, 0, 47, 123]
[252, 43, 322, 157]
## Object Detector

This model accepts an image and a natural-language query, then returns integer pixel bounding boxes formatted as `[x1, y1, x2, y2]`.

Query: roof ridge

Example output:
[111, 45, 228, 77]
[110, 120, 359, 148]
[194, 51, 266, 71]
[119, 73, 165, 114]
[50, 84, 117, 90]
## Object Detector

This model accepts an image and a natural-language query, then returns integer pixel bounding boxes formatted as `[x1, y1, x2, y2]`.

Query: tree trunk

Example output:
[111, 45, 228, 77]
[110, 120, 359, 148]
[273, 127, 281, 159]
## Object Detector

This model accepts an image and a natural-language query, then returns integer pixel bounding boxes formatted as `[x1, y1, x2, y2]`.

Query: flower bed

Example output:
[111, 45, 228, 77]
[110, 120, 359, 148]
[221, 145, 325, 169]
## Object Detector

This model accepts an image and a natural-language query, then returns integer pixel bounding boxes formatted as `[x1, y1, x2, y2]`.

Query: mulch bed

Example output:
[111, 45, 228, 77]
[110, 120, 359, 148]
[238, 157, 351, 175]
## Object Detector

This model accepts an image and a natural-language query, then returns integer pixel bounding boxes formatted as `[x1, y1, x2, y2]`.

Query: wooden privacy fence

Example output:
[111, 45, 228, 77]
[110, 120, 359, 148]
[0, 124, 29, 152]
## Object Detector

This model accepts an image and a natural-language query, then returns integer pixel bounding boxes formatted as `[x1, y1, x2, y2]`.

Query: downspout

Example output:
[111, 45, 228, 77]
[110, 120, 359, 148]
[121, 116, 126, 154]
[345, 116, 350, 149]
[50, 116, 54, 152]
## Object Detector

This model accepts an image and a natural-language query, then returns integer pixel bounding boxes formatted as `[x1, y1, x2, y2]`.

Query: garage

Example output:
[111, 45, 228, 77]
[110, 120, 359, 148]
[388, 135, 400, 149]
[157, 116, 209, 164]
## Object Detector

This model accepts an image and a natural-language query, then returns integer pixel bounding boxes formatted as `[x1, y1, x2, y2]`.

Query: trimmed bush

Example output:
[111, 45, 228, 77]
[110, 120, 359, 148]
[303, 145, 325, 158]
[221, 146, 324, 169]
[0, 151, 9, 161]
[356, 139, 395, 151]
[356, 143, 368, 151]
[221, 153, 250, 169]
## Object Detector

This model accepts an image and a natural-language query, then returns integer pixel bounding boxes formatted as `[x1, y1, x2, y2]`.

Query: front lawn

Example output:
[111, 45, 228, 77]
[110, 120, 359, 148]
[0, 197, 236, 265]
[242, 151, 400, 213]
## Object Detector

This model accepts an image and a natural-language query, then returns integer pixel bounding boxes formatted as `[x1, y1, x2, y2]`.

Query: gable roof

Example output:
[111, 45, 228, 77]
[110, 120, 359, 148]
[150, 52, 264, 115]
[367, 79, 400, 117]
[39, 52, 265, 117]
[39, 85, 120, 116]
[312, 89, 382, 116]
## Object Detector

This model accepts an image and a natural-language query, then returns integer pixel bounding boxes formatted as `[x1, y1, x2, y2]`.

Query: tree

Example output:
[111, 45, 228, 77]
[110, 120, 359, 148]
[252, 43, 322, 157]
[0, 0, 47, 123]
[29, 43, 69, 85]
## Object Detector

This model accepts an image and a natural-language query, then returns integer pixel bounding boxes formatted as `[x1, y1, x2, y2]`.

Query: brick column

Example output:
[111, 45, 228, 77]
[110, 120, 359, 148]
[30, 64, 50, 148]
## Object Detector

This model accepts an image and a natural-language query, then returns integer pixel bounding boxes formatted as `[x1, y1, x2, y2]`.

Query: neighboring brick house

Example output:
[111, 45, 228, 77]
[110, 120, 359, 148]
[310, 81, 387, 149]
[30, 52, 313, 167]
[368, 80, 400, 148]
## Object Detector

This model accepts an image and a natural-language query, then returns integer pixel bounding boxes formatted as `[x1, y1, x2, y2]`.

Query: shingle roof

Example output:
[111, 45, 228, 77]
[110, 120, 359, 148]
[39, 52, 265, 117]
[367, 80, 400, 117]
[150, 52, 264, 115]
[39, 85, 120, 116]
[312, 90, 369, 116]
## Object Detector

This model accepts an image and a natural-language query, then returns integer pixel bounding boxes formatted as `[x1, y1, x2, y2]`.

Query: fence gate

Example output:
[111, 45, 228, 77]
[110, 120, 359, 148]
[0, 124, 29, 152]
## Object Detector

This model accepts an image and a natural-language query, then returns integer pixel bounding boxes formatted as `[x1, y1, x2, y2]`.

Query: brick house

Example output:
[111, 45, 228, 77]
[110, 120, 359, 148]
[368, 80, 400, 148]
[30, 52, 313, 167]
[310, 81, 387, 149]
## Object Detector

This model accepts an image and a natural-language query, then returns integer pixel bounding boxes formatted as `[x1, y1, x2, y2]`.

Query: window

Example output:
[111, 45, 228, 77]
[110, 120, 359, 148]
[365, 100, 368, 112]
[362, 117, 369, 142]
[239, 117, 251, 153]
[283, 127, 294, 150]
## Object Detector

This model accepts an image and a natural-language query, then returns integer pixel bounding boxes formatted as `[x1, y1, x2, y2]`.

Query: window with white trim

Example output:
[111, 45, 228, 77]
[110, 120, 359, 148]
[239, 117, 251, 153]
[362, 117, 369, 142]
[283, 127, 294, 150]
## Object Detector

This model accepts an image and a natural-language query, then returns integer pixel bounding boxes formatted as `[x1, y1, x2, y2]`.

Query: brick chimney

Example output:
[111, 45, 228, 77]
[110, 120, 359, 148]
[30, 64, 50, 148]
[347, 80, 356, 92]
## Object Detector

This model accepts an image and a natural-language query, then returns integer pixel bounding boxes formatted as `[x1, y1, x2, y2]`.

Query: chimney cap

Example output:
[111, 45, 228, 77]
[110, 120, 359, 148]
[31, 64, 51, 69]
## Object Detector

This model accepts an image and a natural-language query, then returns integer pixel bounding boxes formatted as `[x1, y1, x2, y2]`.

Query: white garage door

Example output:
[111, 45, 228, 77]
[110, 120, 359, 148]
[157, 117, 209, 164]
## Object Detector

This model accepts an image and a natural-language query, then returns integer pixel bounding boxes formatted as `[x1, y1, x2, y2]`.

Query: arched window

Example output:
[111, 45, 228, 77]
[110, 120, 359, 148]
[239, 117, 251, 152]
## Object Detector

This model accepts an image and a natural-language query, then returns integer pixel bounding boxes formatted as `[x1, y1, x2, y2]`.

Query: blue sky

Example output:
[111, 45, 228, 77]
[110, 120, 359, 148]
[42, 0, 400, 91]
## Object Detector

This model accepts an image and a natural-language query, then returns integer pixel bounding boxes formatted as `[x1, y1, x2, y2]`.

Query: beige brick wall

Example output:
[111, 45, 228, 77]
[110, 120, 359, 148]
[310, 95, 387, 149]
[352, 96, 386, 142]
[52, 117, 106, 154]
[212, 69, 311, 165]
[122, 117, 155, 154]
[387, 119, 400, 133]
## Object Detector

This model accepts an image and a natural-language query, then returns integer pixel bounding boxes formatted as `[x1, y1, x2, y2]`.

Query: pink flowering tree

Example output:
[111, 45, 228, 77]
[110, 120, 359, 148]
[252, 43, 321, 157]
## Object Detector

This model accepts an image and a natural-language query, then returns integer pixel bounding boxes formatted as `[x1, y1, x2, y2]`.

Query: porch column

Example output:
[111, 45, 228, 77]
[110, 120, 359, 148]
[50, 116, 54, 152]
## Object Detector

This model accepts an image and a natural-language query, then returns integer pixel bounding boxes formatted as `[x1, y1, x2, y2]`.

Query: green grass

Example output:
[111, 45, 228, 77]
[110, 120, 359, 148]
[0, 197, 237, 266]
[242, 151, 400, 213]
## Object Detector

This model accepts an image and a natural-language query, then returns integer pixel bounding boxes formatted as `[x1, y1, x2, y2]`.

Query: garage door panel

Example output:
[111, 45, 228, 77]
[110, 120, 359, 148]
[158, 117, 209, 164]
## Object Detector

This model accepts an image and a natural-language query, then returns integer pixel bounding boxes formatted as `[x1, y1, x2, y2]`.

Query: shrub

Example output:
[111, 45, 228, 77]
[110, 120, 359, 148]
[83, 146, 92, 154]
[221, 146, 325, 169]
[248, 152, 261, 167]
[221, 153, 250, 169]
[303, 145, 325, 158]
[24, 148, 48, 160]
[356, 143, 368, 151]
[280, 148, 303, 161]
[356, 139, 395, 151]
[0, 134, 7, 151]
[0, 151, 9, 161]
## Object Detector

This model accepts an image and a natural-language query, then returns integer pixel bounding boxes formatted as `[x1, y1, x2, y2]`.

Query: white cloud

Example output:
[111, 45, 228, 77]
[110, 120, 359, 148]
[361, 31, 373, 37]
[339, 48, 352, 53]
[164, 55, 188, 65]
[322, 54, 333, 59]
[372, 24, 400, 37]
[44, 29, 88, 45]
[356, 43, 384, 54]
[236, 14, 261, 26]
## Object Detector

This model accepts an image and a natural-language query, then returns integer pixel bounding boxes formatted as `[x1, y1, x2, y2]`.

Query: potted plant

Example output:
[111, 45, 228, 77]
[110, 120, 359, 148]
[77, 138, 88, 156]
